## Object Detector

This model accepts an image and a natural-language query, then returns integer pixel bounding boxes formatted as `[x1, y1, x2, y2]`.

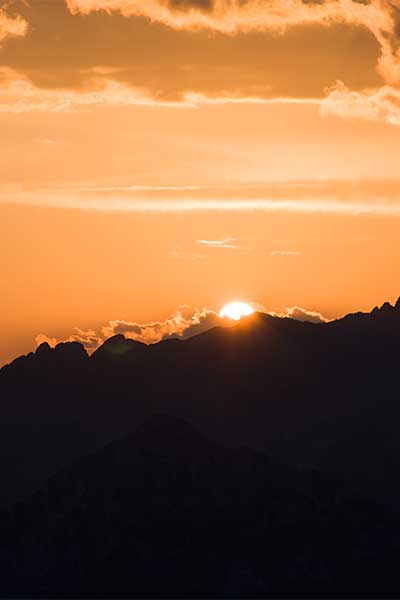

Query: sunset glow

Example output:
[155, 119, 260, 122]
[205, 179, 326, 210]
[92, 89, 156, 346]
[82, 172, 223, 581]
[0, 0, 399, 367]
[220, 302, 255, 321]
[2, 3, 400, 591]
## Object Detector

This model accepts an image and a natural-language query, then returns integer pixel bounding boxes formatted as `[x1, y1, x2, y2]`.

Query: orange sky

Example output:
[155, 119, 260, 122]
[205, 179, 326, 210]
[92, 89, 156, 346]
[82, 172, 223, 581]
[1, 0, 400, 366]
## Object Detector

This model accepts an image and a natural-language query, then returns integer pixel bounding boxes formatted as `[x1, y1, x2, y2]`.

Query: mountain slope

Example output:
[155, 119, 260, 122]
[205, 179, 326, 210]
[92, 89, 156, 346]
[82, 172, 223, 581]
[1, 299, 400, 506]
[2, 416, 399, 597]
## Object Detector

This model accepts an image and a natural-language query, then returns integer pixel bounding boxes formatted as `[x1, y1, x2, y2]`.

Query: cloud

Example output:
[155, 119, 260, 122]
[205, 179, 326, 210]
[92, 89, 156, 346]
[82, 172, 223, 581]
[35, 333, 59, 348]
[270, 250, 301, 256]
[69, 328, 103, 348]
[35, 328, 102, 350]
[196, 238, 240, 249]
[1, 0, 399, 122]
[1, 61, 399, 127]
[0, 8, 27, 43]
[102, 305, 225, 343]
[9, 186, 400, 215]
[63, 0, 400, 124]
[65, 0, 400, 86]
[0, 66, 319, 113]
[35, 303, 330, 355]
[83, 185, 201, 192]
[0, 66, 317, 113]
[321, 80, 400, 125]
[0, 67, 185, 112]
[271, 305, 329, 324]
[5, 178, 400, 214]
[0, 0, 382, 107]
[183, 92, 317, 106]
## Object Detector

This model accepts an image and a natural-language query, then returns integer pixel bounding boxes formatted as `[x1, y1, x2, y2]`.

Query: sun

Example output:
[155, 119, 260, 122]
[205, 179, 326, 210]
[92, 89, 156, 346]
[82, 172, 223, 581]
[220, 301, 255, 321]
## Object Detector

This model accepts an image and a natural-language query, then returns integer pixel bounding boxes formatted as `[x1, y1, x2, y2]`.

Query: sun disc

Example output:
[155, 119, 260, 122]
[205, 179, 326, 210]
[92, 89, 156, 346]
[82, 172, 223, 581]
[220, 301, 254, 321]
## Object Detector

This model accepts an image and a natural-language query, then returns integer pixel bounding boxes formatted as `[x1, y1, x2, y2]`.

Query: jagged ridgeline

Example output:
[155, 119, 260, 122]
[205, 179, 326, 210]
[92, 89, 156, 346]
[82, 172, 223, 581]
[1, 299, 400, 595]
[1, 298, 400, 505]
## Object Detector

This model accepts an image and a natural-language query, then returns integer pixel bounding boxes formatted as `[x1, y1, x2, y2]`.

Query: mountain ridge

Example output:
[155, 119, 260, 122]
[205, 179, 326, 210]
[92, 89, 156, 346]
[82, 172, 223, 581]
[2, 297, 400, 595]
[1, 296, 400, 507]
[3, 296, 400, 372]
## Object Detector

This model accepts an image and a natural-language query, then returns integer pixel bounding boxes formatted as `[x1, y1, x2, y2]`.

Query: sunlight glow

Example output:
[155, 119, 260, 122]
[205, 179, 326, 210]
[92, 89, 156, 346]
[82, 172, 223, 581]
[220, 302, 255, 321]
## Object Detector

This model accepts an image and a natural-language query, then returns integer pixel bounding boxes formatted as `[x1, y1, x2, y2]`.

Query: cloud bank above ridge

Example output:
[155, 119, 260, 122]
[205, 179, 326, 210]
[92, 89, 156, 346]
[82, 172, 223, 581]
[35, 303, 330, 354]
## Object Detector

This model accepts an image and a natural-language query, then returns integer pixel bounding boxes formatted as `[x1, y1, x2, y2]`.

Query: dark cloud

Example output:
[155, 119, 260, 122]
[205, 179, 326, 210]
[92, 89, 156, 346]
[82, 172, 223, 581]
[0, 0, 380, 101]
[169, 0, 214, 11]
[65, 0, 400, 86]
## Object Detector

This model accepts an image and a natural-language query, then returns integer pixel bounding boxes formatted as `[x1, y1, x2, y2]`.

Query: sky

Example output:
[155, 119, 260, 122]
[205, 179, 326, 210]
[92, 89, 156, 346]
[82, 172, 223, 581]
[1, 0, 400, 366]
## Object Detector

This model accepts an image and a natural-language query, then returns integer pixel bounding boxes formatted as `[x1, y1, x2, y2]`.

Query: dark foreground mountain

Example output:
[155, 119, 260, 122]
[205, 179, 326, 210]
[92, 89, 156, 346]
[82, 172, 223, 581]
[1, 298, 400, 507]
[2, 416, 400, 597]
[2, 299, 400, 596]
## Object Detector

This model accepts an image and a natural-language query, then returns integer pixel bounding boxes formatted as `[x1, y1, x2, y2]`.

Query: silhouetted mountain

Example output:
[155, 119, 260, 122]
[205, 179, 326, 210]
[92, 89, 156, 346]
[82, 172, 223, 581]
[1, 298, 400, 509]
[3, 301, 400, 595]
[2, 416, 400, 597]
[92, 333, 148, 365]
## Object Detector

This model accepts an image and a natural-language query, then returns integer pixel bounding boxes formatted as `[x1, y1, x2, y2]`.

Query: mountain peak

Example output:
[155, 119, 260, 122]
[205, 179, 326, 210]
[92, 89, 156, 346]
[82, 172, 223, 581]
[35, 341, 52, 356]
[371, 301, 396, 316]
[380, 301, 394, 313]
[106, 334, 126, 344]
[54, 341, 88, 360]
[36, 340, 88, 362]
[104, 334, 144, 350]
[92, 333, 147, 361]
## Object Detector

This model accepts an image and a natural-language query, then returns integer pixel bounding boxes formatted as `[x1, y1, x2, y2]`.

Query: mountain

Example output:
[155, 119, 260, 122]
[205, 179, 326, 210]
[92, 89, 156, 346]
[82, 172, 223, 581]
[1, 298, 400, 508]
[2, 416, 399, 597]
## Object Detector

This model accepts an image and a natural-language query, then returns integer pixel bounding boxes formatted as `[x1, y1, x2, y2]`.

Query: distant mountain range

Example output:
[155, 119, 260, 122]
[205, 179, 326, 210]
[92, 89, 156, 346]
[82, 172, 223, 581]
[2, 298, 400, 595]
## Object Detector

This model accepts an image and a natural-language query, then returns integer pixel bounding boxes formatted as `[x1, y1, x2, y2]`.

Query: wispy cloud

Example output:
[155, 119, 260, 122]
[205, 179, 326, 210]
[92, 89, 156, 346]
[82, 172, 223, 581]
[270, 306, 329, 324]
[5, 179, 400, 216]
[83, 185, 201, 192]
[184, 92, 320, 107]
[0, 68, 189, 113]
[269, 250, 301, 257]
[35, 328, 102, 350]
[196, 238, 240, 249]
[321, 81, 400, 126]
[0, 64, 399, 129]
[7, 194, 400, 216]
[0, 66, 323, 112]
